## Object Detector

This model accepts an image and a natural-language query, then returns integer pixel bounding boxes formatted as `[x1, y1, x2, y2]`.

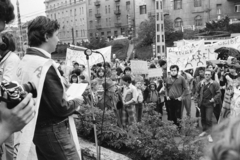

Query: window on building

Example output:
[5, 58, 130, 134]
[105, 6, 108, 13]
[195, 15, 202, 26]
[217, 4, 222, 14]
[174, 18, 183, 27]
[174, 0, 182, 10]
[194, 0, 201, 7]
[126, 1, 130, 11]
[108, 5, 110, 13]
[161, 13, 163, 20]
[140, 5, 147, 14]
[157, 24, 160, 32]
[157, 45, 160, 53]
[70, 9, 72, 16]
[157, 35, 160, 42]
[117, 16, 121, 22]
[90, 21, 93, 28]
[89, 9, 92, 16]
[109, 18, 111, 26]
[156, 1, 159, 10]
[75, 9, 76, 16]
[162, 46, 165, 53]
[88, 0, 91, 5]
[160, 1, 162, 9]
[157, 13, 159, 21]
[161, 24, 164, 31]
[106, 18, 108, 26]
[235, 5, 240, 12]
[76, 30, 78, 37]
[162, 35, 164, 42]
[82, 7, 84, 14]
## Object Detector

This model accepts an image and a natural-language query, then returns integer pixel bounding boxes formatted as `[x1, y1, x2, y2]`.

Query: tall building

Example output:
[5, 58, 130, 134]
[86, 0, 135, 40]
[163, 0, 240, 31]
[44, 0, 88, 44]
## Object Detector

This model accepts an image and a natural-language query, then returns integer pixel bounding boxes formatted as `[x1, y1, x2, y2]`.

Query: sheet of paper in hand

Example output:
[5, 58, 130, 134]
[66, 83, 88, 101]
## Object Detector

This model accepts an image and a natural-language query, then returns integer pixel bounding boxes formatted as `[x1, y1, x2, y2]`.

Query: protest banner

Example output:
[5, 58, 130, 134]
[184, 43, 207, 70]
[66, 46, 112, 67]
[130, 60, 148, 74]
[167, 40, 205, 71]
[148, 68, 163, 78]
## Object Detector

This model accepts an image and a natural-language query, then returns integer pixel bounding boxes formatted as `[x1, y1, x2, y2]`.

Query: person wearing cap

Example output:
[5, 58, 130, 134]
[121, 75, 138, 127]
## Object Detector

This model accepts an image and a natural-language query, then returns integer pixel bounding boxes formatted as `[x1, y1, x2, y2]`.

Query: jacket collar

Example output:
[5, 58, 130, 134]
[26, 48, 50, 59]
[201, 79, 213, 86]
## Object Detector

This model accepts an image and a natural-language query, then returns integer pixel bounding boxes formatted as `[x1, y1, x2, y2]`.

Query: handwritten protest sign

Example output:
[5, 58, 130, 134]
[184, 43, 207, 70]
[167, 40, 206, 71]
[130, 60, 148, 74]
[148, 68, 163, 78]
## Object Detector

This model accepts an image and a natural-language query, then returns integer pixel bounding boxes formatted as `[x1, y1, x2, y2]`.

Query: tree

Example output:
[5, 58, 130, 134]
[204, 16, 230, 31]
[164, 15, 174, 33]
[136, 17, 155, 47]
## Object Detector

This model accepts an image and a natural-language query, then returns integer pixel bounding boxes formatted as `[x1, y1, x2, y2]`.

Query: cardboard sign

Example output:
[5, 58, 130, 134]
[148, 68, 163, 78]
[130, 60, 148, 74]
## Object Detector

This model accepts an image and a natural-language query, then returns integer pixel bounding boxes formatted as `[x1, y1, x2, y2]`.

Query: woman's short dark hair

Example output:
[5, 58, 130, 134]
[28, 16, 60, 47]
[96, 68, 105, 77]
[170, 65, 179, 72]
[1, 32, 15, 51]
[121, 75, 132, 84]
[123, 67, 131, 74]
[0, 0, 15, 24]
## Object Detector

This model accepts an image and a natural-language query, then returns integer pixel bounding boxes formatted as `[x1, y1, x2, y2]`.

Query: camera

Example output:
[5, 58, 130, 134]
[0, 81, 37, 109]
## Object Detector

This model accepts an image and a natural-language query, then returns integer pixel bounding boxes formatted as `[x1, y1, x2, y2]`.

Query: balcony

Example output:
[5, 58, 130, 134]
[96, 25, 102, 30]
[115, 22, 121, 27]
[115, 0, 120, 2]
[95, 13, 101, 18]
[114, 10, 121, 15]
[94, 1, 100, 6]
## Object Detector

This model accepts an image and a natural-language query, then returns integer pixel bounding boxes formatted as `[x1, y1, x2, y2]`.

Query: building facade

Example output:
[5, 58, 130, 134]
[86, 0, 135, 40]
[44, 0, 88, 44]
[163, 0, 240, 30]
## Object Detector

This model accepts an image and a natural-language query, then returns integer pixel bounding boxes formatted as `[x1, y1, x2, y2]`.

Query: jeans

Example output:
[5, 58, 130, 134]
[200, 105, 213, 133]
[135, 103, 143, 122]
[168, 99, 182, 126]
[181, 95, 191, 117]
[33, 120, 80, 160]
[165, 97, 172, 121]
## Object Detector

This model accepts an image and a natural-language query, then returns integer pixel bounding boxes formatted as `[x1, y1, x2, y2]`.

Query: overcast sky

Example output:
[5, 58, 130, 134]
[11, 0, 46, 26]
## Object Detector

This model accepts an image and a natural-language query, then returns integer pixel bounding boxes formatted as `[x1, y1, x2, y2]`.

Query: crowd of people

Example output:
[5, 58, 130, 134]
[1, 0, 240, 160]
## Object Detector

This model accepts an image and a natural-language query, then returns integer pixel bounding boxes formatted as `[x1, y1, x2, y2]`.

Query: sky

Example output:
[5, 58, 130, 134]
[10, 0, 46, 26]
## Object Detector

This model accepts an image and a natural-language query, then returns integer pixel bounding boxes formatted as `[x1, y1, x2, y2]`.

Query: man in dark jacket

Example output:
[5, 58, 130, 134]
[195, 69, 221, 143]
[27, 16, 82, 160]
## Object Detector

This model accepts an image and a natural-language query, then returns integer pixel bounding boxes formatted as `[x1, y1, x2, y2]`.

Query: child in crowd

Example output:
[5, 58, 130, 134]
[70, 74, 78, 83]
[135, 77, 144, 122]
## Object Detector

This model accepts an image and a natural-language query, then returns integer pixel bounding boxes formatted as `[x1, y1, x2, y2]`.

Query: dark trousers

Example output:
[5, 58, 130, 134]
[165, 97, 172, 121]
[200, 105, 213, 133]
[155, 102, 163, 118]
[168, 99, 182, 126]
[33, 120, 80, 160]
[213, 104, 222, 122]
[135, 103, 143, 122]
